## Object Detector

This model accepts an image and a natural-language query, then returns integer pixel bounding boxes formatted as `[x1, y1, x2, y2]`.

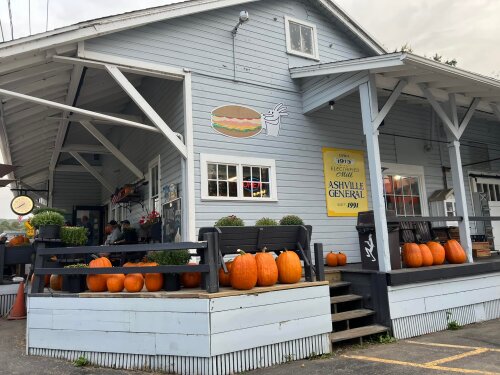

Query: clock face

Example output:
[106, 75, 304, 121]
[10, 195, 34, 216]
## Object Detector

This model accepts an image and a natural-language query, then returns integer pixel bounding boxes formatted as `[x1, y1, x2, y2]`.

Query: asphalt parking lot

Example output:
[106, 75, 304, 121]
[1, 318, 499, 374]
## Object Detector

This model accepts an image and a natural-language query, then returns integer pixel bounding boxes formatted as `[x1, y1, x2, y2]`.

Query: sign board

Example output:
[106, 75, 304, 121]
[322, 148, 368, 217]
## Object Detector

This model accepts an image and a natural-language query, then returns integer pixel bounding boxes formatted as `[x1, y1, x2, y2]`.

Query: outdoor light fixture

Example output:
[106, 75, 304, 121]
[232, 11, 250, 35]
[329, 100, 336, 110]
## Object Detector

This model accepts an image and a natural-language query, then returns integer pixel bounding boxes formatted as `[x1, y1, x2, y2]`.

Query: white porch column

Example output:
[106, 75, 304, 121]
[359, 77, 392, 272]
[447, 140, 473, 262]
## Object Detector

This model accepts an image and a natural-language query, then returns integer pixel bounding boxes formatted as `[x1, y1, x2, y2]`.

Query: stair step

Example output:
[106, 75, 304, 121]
[330, 294, 362, 304]
[330, 325, 389, 343]
[331, 309, 374, 322]
[329, 281, 351, 288]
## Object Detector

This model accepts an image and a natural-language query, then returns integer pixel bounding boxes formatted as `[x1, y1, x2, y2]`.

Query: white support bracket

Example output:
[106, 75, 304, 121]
[105, 64, 188, 159]
[69, 151, 114, 193]
[372, 79, 407, 129]
[458, 98, 480, 138]
[79, 120, 144, 180]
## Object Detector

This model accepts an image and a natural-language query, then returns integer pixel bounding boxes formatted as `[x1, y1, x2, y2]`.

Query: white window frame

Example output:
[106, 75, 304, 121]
[200, 153, 278, 202]
[382, 163, 429, 216]
[284, 16, 320, 61]
[148, 155, 161, 212]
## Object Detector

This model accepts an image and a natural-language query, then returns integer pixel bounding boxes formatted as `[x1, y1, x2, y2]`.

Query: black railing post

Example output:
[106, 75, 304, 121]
[31, 242, 45, 294]
[314, 243, 325, 282]
[204, 232, 219, 293]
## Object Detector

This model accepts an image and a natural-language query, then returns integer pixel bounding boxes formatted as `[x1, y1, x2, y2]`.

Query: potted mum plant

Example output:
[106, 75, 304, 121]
[31, 210, 66, 239]
[147, 250, 191, 291]
[62, 263, 88, 293]
[60, 226, 88, 247]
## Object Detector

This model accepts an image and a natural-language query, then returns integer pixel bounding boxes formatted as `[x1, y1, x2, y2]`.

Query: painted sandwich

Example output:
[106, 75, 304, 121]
[211, 105, 262, 138]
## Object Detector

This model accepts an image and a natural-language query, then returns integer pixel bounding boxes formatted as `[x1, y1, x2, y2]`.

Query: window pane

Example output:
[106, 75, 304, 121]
[229, 182, 237, 197]
[261, 168, 270, 182]
[228, 165, 237, 181]
[393, 176, 403, 195]
[207, 164, 217, 179]
[208, 181, 217, 197]
[301, 25, 313, 55]
[386, 196, 396, 212]
[402, 178, 411, 195]
[403, 197, 414, 216]
[395, 196, 405, 216]
[252, 167, 260, 181]
[218, 181, 228, 197]
[409, 177, 420, 196]
[218, 164, 227, 180]
[413, 197, 422, 216]
[243, 185, 252, 197]
[261, 183, 270, 198]
[384, 176, 393, 194]
[243, 166, 251, 181]
[289, 22, 302, 51]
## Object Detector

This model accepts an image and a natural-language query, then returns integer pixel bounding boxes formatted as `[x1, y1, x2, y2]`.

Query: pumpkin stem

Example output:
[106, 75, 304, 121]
[90, 254, 99, 260]
[261, 247, 268, 253]
[237, 249, 246, 255]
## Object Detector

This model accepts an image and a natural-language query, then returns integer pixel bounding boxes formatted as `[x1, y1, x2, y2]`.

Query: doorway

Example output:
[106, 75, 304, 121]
[72, 206, 105, 245]
[472, 177, 500, 251]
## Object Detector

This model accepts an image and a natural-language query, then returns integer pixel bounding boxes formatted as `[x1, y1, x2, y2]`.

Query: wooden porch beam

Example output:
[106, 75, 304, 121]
[79, 120, 144, 179]
[105, 64, 187, 158]
[55, 165, 103, 173]
[457, 98, 480, 138]
[60, 144, 110, 154]
[372, 80, 407, 129]
[69, 152, 114, 193]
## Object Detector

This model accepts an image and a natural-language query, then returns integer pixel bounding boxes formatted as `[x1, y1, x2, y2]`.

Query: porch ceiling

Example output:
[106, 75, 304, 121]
[290, 52, 500, 115]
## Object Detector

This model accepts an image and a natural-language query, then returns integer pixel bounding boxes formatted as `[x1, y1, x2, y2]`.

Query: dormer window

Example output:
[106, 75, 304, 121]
[285, 16, 319, 60]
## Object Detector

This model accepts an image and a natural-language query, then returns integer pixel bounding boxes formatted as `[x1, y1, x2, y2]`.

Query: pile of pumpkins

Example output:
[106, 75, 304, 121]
[84, 257, 201, 293]
[402, 239, 467, 268]
[325, 252, 348, 267]
[6, 235, 30, 247]
[219, 249, 303, 291]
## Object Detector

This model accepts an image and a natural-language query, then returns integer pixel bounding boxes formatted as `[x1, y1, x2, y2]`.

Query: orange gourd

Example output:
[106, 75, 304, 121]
[255, 249, 278, 287]
[427, 241, 446, 265]
[86, 274, 107, 292]
[403, 243, 423, 268]
[276, 250, 302, 284]
[31, 273, 50, 287]
[106, 274, 125, 293]
[337, 252, 347, 266]
[49, 274, 63, 290]
[8, 235, 29, 247]
[230, 250, 258, 290]
[124, 273, 144, 292]
[181, 264, 202, 288]
[326, 252, 338, 267]
[218, 261, 233, 287]
[444, 240, 467, 264]
[145, 273, 164, 292]
[418, 244, 434, 267]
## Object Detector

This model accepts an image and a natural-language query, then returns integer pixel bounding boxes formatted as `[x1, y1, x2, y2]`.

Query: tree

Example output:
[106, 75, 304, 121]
[397, 44, 458, 67]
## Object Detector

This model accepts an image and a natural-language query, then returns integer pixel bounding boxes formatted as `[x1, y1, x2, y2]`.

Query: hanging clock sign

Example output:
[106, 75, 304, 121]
[10, 195, 34, 216]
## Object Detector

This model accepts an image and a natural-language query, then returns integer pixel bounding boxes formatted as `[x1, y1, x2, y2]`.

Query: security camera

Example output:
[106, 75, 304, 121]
[239, 11, 249, 23]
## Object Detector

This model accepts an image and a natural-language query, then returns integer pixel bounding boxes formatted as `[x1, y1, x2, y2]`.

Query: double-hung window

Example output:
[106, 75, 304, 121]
[201, 154, 277, 201]
[284, 16, 319, 60]
[149, 156, 161, 212]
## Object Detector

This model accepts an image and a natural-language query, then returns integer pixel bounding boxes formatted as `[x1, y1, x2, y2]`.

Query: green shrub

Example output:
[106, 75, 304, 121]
[31, 211, 65, 228]
[255, 217, 278, 226]
[73, 356, 89, 367]
[279, 215, 304, 226]
[32, 207, 66, 215]
[147, 250, 192, 265]
[64, 263, 89, 269]
[215, 215, 245, 227]
[60, 226, 88, 246]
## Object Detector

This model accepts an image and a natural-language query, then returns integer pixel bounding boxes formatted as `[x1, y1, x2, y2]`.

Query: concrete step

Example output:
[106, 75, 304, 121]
[330, 325, 389, 343]
[330, 294, 363, 304]
[331, 308, 374, 322]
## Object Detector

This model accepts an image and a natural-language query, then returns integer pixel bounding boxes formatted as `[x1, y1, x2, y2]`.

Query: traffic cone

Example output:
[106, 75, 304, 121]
[8, 281, 27, 320]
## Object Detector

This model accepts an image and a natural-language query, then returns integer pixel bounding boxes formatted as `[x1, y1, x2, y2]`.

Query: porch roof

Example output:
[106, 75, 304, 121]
[290, 52, 500, 116]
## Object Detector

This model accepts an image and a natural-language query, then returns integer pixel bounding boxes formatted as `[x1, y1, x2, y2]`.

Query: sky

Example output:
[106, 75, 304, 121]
[0, 0, 499, 218]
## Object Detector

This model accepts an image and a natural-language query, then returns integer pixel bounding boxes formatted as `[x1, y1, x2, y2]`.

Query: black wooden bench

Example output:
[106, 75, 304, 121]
[198, 225, 325, 282]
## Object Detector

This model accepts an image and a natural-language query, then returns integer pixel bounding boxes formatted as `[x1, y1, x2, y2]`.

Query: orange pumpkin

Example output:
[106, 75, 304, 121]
[49, 274, 63, 291]
[255, 249, 278, 287]
[337, 252, 347, 266]
[124, 273, 144, 292]
[276, 250, 302, 284]
[444, 240, 467, 264]
[8, 235, 29, 247]
[427, 241, 446, 265]
[418, 244, 434, 267]
[88, 256, 112, 289]
[230, 250, 258, 290]
[86, 274, 107, 292]
[218, 261, 233, 287]
[181, 264, 202, 288]
[31, 273, 50, 287]
[325, 252, 338, 267]
[145, 273, 164, 292]
[107, 274, 125, 293]
[403, 243, 423, 268]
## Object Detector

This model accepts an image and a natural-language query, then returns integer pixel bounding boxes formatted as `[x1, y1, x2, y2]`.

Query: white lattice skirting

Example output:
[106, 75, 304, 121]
[0, 293, 16, 317]
[29, 333, 330, 375]
[392, 299, 500, 339]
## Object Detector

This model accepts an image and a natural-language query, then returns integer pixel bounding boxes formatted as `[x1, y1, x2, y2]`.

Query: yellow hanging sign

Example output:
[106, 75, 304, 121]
[322, 148, 369, 217]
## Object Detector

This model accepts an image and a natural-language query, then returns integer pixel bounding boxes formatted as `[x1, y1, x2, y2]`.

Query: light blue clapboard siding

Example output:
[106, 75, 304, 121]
[52, 172, 102, 213]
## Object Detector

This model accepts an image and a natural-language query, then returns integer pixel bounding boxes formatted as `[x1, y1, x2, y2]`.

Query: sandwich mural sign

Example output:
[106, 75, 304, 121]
[211, 103, 288, 138]
[322, 148, 368, 217]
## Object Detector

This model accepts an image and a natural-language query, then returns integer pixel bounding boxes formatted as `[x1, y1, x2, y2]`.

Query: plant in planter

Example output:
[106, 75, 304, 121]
[32, 207, 66, 216]
[147, 250, 191, 291]
[31, 210, 65, 239]
[215, 215, 245, 227]
[279, 215, 304, 226]
[255, 217, 278, 226]
[62, 264, 88, 293]
[60, 226, 89, 247]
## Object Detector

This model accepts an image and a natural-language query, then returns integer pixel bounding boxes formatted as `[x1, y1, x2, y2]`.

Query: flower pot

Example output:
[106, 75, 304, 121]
[62, 274, 86, 293]
[163, 273, 181, 291]
[151, 221, 162, 242]
[38, 225, 60, 239]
